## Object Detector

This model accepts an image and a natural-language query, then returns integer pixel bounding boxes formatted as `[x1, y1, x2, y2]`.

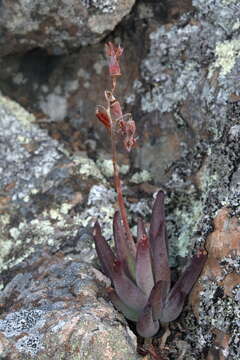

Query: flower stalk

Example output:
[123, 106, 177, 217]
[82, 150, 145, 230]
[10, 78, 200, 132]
[94, 43, 207, 341]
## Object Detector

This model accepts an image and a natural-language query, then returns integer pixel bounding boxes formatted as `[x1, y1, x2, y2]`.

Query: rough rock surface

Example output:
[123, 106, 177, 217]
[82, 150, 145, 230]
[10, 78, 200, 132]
[0, 95, 141, 359]
[189, 209, 240, 360]
[0, 0, 240, 359]
[0, 0, 135, 55]
[0, 252, 139, 360]
[0, 94, 119, 272]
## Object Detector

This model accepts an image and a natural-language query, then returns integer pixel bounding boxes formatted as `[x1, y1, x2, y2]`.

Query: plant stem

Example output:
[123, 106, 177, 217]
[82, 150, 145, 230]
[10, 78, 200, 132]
[106, 105, 136, 257]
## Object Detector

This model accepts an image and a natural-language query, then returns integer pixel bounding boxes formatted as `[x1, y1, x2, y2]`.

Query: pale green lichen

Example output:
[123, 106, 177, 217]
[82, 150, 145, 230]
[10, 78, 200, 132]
[222, 0, 238, 4]
[0, 239, 13, 269]
[0, 95, 35, 126]
[210, 39, 240, 77]
[49, 209, 63, 220]
[130, 170, 152, 184]
[97, 159, 114, 178]
[0, 183, 117, 271]
[232, 19, 240, 31]
[73, 156, 106, 183]
[96, 159, 130, 178]
[60, 203, 73, 215]
[9, 227, 20, 240]
[174, 200, 203, 258]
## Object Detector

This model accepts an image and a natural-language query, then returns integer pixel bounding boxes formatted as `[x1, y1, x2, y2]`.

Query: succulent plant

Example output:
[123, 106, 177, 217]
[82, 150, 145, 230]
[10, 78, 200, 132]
[93, 191, 207, 338]
[93, 43, 207, 338]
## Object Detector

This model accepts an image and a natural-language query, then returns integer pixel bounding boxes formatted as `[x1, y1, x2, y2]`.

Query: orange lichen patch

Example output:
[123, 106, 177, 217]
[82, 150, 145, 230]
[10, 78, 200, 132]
[0, 195, 11, 213]
[221, 272, 240, 297]
[228, 93, 240, 102]
[4, 182, 16, 192]
[207, 208, 240, 260]
[190, 208, 240, 317]
[206, 329, 231, 360]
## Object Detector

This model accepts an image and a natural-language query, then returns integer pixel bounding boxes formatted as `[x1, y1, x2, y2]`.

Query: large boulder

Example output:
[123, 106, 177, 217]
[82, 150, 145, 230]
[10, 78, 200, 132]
[0, 0, 135, 56]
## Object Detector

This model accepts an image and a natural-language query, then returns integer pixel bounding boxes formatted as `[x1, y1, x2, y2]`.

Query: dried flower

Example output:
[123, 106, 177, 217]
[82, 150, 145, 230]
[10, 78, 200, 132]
[105, 42, 124, 77]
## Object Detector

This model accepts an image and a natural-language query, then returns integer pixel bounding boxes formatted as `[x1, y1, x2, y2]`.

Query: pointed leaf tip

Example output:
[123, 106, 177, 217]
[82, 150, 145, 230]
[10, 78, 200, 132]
[93, 221, 116, 280]
[136, 234, 154, 297]
[160, 249, 207, 323]
[113, 211, 136, 280]
[149, 190, 165, 241]
[149, 190, 170, 283]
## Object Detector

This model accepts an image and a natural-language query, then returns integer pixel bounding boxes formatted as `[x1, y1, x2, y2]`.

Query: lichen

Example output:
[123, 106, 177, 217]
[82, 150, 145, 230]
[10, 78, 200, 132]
[130, 170, 152, 184]
[210, 39, 240, 77]
[0, 95, 35, 126]
[174, 200, 203, 258]
[81, 0, 118, 13]
[73, 156, 106, 183]
[96, 159, 114, 178]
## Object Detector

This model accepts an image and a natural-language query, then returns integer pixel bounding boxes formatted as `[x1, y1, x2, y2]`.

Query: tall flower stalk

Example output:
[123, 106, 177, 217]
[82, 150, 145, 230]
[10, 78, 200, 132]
[93, 43, 207, 349]
[96, 42, 137, 273]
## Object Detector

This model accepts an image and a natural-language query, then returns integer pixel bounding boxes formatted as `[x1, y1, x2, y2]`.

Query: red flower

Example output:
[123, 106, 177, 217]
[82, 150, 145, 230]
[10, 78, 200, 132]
[105, 42, 123, 77]
[96, 106, 111, 129]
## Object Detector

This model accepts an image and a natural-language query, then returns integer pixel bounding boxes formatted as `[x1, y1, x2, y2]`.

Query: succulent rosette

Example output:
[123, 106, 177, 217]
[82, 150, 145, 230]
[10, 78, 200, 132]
[93, 191, 207, 338]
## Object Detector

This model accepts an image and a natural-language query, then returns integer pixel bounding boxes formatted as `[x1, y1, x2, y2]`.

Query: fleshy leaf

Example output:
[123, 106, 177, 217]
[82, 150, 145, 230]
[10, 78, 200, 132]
[160, 249, 207, 323]
[149, 191, 165, 241]
[112, 260, 148, 311]
[107, 288, 139, 322]
[136, 232, 154, 297]
[137, 218, 147, 242]
[136, 304, 160, 338]
[175, 249, 207, 295]
[113, 211, 136, 280]
[93, 221, 116, 280]
[149, 280, 170, 321]
[149, 191, 171, 283]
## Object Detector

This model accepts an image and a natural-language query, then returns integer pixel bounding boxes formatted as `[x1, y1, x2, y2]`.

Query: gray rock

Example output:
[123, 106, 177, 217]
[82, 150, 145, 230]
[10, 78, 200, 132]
[0, 0, 135, 55]
[0, 95, 118, 273]
[0, 253, 140, 359]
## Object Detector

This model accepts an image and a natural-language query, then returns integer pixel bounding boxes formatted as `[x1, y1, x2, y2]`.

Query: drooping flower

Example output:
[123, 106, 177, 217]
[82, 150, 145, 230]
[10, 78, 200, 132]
[105, 42, 124, 77]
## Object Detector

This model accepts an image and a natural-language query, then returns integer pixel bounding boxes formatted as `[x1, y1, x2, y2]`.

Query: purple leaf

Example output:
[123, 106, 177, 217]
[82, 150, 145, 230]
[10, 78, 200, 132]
[136, 304, 160, 338]
[108, 288, 139, 322]
[159, 290, 184, 323]
[136, 233, 154, 297]
[113, 211, 136, 280]
[160, 249, 207, 323]
[149, 280, 170, 321]
[93, 221, 116, 280]
[112, 260, 148, 311]
[137, 218, 147, 242]
[149, 191, 165, 241]
[149, 191, 171, 283]
[175, 249, 207, 295]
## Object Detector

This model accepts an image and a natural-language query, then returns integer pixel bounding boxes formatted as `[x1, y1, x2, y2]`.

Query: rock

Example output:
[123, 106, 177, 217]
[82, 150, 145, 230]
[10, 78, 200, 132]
[0, 0, 240, 358]
[0, 95, 118, 272]
[189, 209, 240, 360]
[0, 252, 140, 359]
[0, 0, 136, 56]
